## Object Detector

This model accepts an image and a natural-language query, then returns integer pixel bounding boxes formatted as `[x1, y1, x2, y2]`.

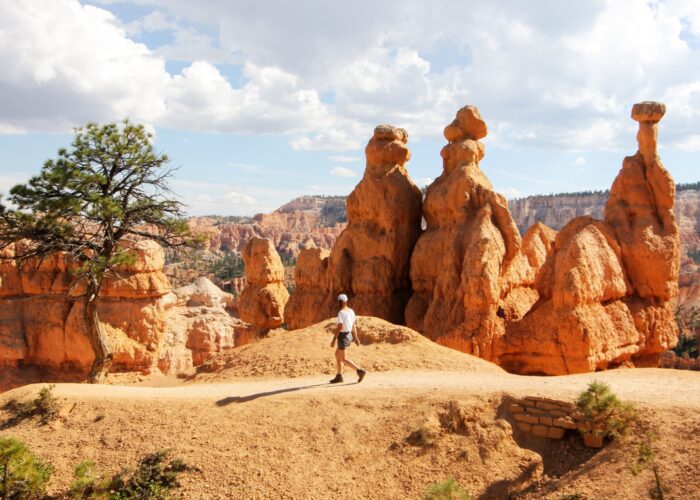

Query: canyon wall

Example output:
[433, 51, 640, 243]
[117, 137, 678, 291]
[187, 197, 347, 259]
[0, 240, 242, 377]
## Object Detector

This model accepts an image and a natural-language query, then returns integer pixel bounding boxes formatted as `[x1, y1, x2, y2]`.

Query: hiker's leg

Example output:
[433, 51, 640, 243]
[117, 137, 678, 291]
[343, 357, 360, 371]
[335, 349, 344, 374]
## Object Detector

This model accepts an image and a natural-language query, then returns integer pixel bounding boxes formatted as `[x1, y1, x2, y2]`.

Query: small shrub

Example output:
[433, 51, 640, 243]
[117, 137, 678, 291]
[423, 477, 473, 500]
[69, 450, 195, 499]
[630, 432, 665, 500]
[0, 437, 53, 499]
[68, 460, 110, 499]
[3, 385, 60, 428]
[576, 381, 636, 440]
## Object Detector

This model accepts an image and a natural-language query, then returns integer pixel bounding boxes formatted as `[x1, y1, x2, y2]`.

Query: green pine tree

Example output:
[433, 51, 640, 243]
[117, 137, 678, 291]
[0, 121, 198, 383]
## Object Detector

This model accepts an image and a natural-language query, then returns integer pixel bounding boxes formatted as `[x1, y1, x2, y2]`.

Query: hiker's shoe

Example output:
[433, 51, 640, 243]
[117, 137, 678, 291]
[357, 369, 367, 383]
[329, 374, 344, 384]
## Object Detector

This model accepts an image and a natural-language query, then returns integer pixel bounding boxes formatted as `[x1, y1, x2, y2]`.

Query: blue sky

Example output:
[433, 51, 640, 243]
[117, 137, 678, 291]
[0, 0, 699, 215]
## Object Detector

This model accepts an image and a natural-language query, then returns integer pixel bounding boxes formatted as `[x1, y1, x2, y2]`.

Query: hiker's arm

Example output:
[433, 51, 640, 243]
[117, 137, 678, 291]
[353, 323, 360, 346]
[330, 323, 341, 347]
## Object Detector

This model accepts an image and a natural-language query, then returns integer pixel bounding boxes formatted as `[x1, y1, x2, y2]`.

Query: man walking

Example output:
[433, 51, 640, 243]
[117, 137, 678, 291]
[329, 294, 367, 384]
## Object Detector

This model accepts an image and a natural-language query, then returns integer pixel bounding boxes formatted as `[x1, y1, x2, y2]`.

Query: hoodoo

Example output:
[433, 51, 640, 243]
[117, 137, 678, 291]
[405, 105, 522, 360]
[498, 101, 680, 374]
[0, 240, 240, 377]
[285, 125, 422, 328]
[237, 237, 290, 333]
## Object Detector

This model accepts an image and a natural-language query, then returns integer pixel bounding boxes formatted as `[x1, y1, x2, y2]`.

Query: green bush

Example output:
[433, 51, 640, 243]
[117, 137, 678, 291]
[69, 450, 195, 499]
[69, 461, 110, 499]
[3, 385, 59, 427]
[576, 381, 636, 440]
[0, 437, 52, 499]
[423, 477, 473, 500]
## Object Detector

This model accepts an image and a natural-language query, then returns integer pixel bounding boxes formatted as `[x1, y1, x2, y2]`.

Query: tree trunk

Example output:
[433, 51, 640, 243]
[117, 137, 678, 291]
[84, 285, 112, 384]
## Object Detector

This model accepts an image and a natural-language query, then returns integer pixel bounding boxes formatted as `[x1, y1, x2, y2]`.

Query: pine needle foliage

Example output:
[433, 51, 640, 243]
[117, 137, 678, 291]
[576, 381, 636, 440]
[68, 450, 195, 499]
[0, 437, 52, 500]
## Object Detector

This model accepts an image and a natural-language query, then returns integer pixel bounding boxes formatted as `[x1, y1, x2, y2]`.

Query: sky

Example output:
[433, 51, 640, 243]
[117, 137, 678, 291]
[0, 0, 699, 216]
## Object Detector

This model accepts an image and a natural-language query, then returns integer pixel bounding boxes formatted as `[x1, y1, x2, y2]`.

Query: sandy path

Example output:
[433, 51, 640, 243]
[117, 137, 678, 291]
[27, 367, 700, 410]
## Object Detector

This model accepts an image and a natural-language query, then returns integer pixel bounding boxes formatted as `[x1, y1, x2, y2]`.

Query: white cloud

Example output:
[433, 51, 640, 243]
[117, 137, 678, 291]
[223, 190, 256, 205]
[675, 134, 700, 151]
[574, 156, 587, 167]
[330, 166, 357, 178]
[329, 155, 361, 163]
[416, 177, 434, 187]
[1, 0, 700, 156]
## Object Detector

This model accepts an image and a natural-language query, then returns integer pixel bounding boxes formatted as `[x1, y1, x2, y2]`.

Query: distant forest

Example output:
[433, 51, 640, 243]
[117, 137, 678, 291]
[509, 181, 700, 202]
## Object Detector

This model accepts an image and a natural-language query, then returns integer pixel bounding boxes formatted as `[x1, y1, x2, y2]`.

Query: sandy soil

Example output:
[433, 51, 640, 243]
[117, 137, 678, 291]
[1, 318, 699, 499]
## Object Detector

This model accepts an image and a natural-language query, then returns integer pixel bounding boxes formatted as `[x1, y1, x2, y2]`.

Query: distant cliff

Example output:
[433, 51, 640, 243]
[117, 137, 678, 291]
[508, 183, 700, 263]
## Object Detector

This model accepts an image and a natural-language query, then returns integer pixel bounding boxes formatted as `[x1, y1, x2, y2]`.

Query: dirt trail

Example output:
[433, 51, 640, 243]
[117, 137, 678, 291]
[27, 367, 700, 410]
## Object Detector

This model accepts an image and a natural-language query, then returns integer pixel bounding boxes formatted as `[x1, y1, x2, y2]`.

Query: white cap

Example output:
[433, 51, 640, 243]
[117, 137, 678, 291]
[337, 293, 348, 302]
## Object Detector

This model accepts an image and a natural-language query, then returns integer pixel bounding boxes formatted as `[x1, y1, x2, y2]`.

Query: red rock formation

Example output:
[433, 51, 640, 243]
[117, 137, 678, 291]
[498, 102, 679, 374]
[405, 105, 522, 360]
[0, 241, 241, 376]
[161, 277, 241, 373]
[237, 237, 289, 332]
[186, 198, 346, 259]
[326, 125, 422, 323]
[284, 125, 423, 329]
[284, 241, 331, 330]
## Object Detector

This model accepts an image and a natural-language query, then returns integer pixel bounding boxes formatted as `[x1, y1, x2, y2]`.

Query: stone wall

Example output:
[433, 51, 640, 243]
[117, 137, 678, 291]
[507, 396, 603, 448]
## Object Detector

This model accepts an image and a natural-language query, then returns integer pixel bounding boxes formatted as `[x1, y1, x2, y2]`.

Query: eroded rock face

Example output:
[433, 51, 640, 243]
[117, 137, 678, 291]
[327, 125, 423, 323]
[284, 125, 423, 329]
[237, 237, 289, 332]
[405, 105, 522, 360]
[161, 277, 242, 373]
[0, 241, 240, 376]
[283, 241, 332, 330]
[497, 102, 680, 373]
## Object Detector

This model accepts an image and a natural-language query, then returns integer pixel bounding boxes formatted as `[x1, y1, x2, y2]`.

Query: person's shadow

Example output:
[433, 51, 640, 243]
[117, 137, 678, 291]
[215, 383, 329, 406]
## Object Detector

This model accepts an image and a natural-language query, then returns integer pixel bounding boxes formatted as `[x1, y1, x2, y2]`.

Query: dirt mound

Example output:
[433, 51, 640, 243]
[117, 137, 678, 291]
[192, 316, 503, 381]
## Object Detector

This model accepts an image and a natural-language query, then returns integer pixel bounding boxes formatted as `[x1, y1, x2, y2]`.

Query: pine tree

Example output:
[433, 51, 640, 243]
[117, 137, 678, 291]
[0, 121, 196, 383]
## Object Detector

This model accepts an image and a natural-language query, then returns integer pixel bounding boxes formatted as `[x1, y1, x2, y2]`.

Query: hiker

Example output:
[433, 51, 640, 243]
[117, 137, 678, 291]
[329, 294, 367, 384]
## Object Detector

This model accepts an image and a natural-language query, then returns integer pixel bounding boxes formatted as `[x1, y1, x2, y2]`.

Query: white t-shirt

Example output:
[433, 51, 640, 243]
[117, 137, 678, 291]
[337, 308, 356, 333]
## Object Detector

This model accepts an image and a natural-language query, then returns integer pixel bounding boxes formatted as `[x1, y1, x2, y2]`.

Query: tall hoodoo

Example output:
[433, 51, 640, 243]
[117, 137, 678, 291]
[498, 101, 680, 373]
[405, 105, 522, 359]
[603, 101, 680, 364]
[237, 237, 290, 332]
[284, 125, 422, 328]
[326, 124, 423, 323]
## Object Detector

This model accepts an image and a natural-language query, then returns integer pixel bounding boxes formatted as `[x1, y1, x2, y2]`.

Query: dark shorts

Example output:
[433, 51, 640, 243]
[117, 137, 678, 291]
[337, 332, 353, 350]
